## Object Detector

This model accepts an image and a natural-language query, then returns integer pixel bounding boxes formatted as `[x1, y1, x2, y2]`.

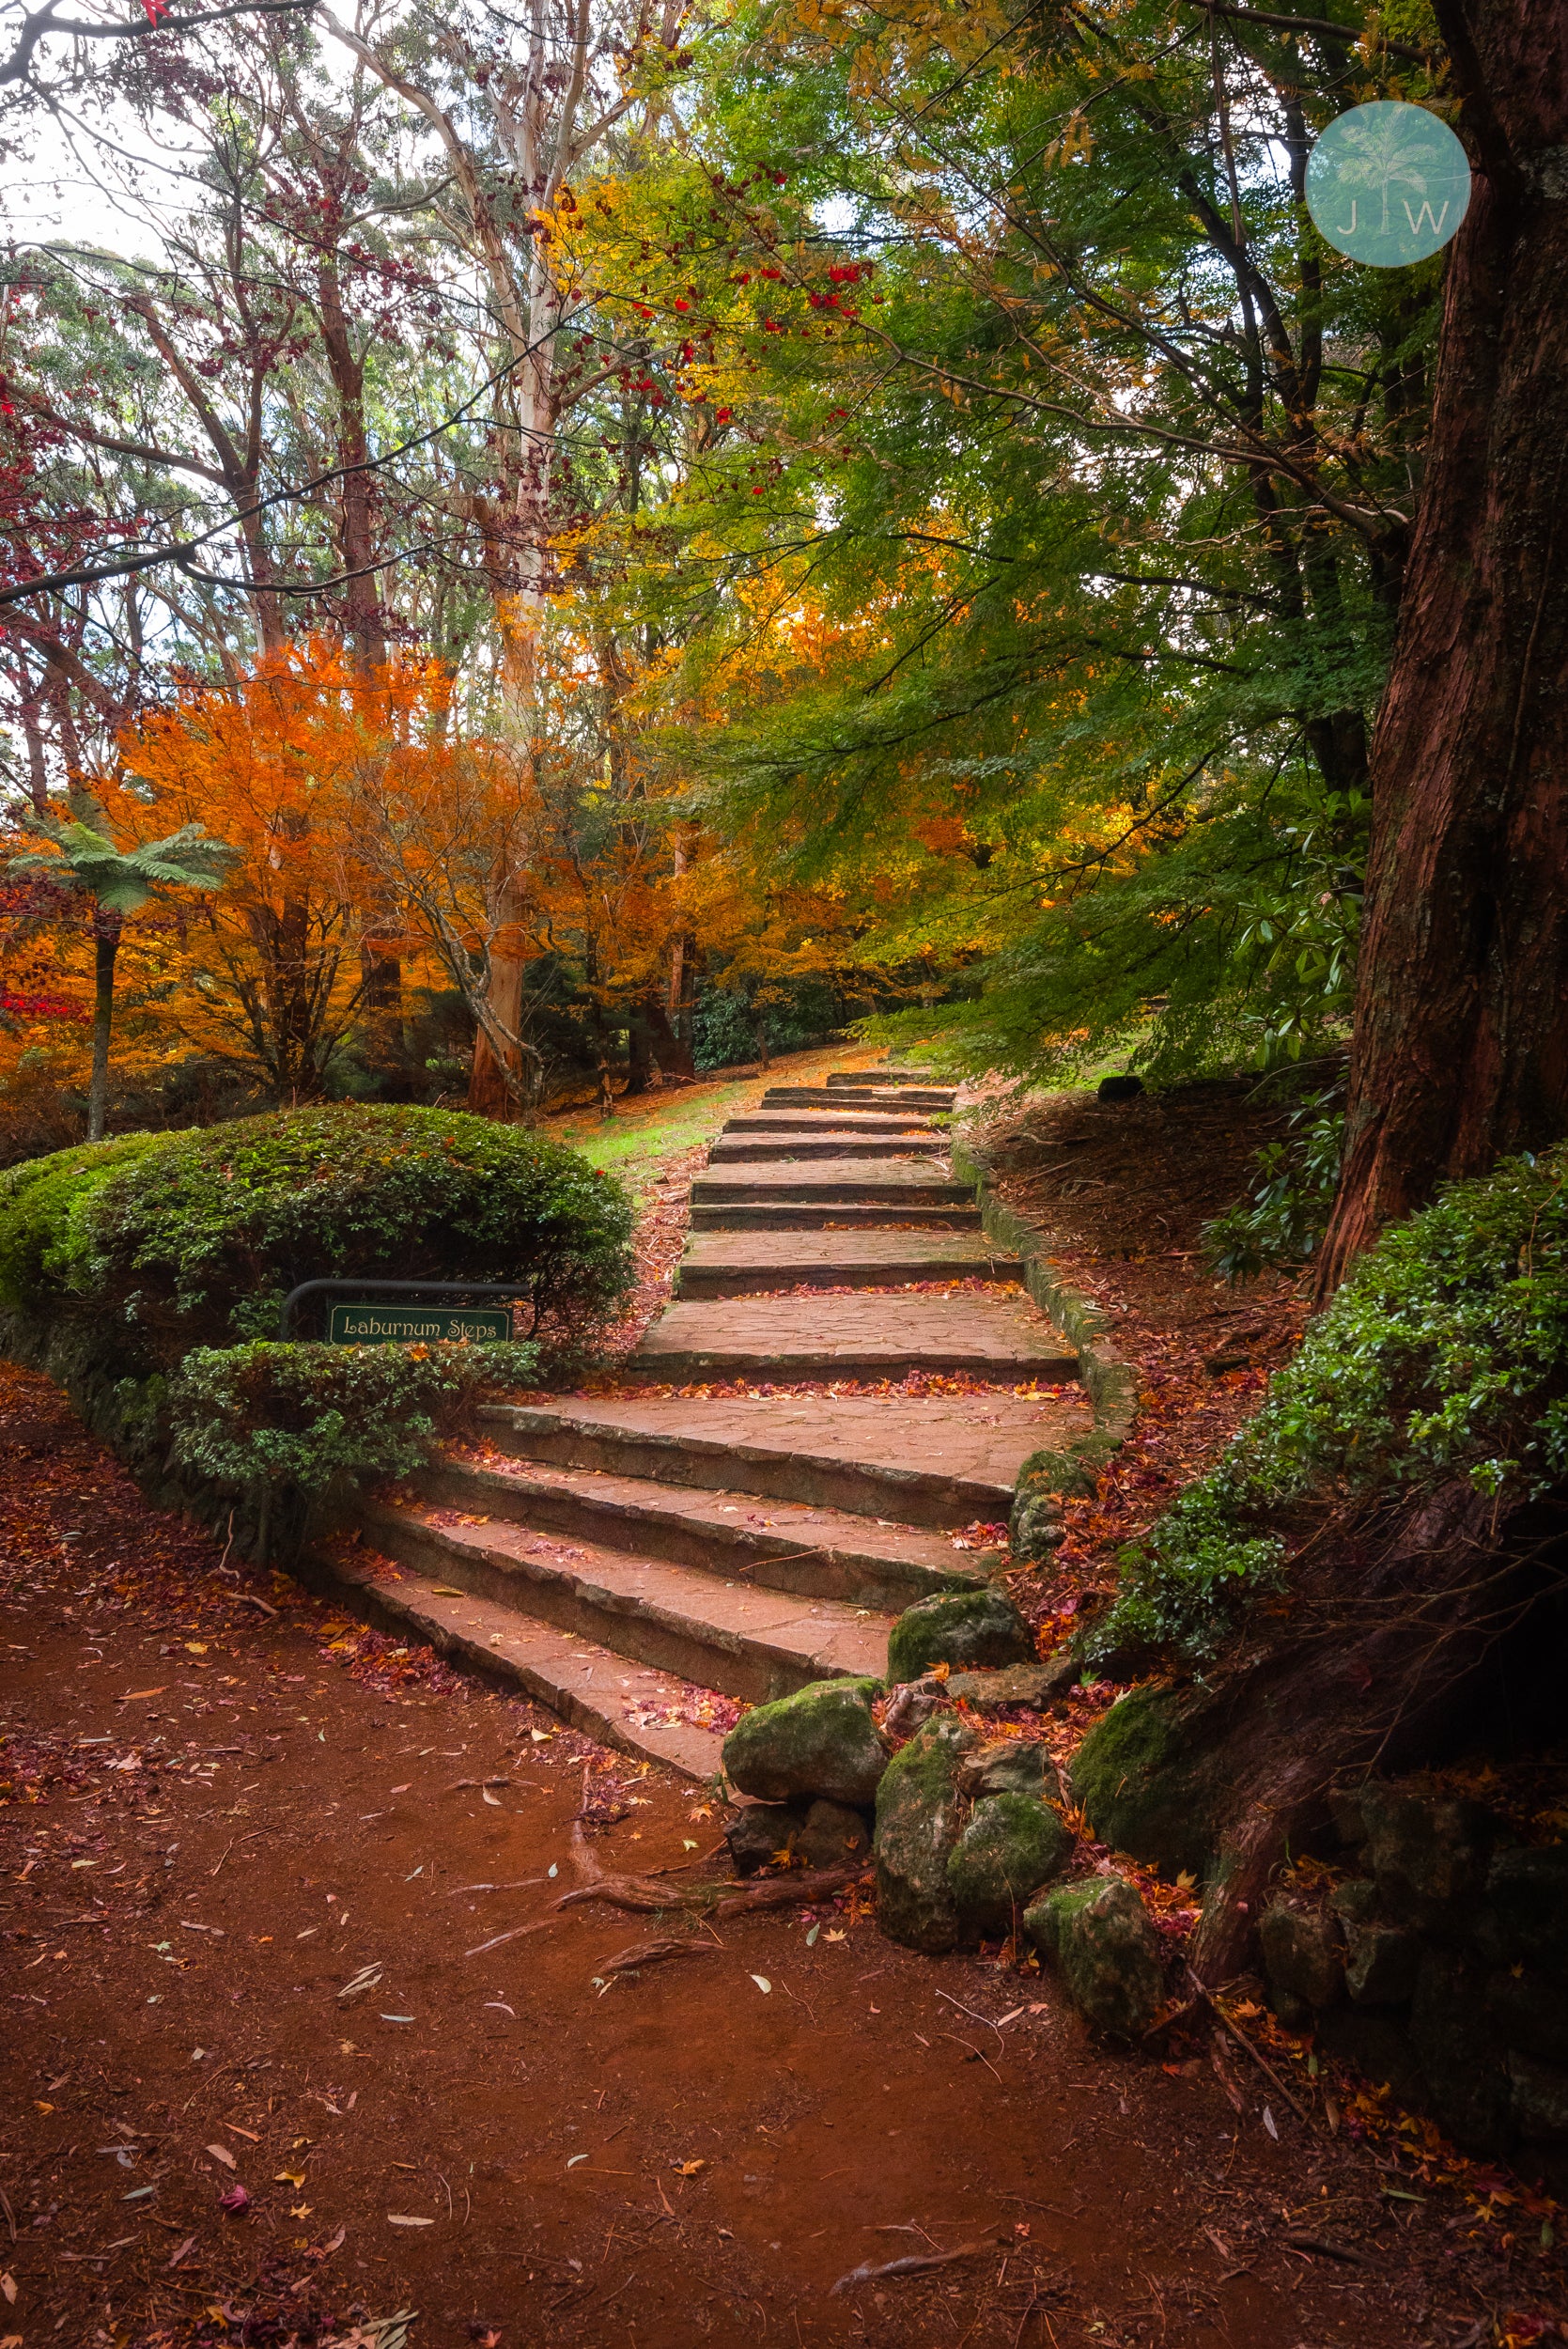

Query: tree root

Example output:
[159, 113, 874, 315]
[465, 1767, 861, 1955]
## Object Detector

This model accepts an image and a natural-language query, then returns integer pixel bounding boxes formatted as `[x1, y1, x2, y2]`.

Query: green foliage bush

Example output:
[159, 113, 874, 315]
[169, 1339, 541, 1498]
[1203, 1097, 1343, 1281]
[1, 1104, 633, 1367]
[1091, 1147, 1568, 1667]
[0, 1131, 175, 1312]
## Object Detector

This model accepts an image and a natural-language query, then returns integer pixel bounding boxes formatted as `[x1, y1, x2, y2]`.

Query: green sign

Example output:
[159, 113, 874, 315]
[329, 1302, 511, 1346]
[1307, 102, 1470, 267]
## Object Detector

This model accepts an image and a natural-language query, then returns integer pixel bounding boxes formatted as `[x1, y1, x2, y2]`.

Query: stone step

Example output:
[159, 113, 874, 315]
[706, 1133, 945, 1163]
[691, 1159, 973, 1207]
[297, 1543, 725, 1779]
[761, 1087, 954, 1111]
[688, 1201, 985, 1231]
[477, 1393, 1072, 1528]
[629, 1292, 1079, 1381]
[355, 1497, 893, 1707]
[675, 1228, 1023, 1298]
[722, 1111, 939, 1135]
[416, 1455, 988, 1612]
[826, 1069, 939, 1086]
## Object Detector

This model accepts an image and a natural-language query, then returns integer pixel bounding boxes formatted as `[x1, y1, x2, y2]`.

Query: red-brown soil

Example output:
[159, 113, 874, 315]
[5, 1359, 1562, 2348]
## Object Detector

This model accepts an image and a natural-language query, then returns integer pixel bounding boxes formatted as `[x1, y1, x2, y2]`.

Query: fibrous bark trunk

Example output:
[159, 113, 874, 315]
[1317, 6, 1568, 1292]
[86, 913, 120, 1143]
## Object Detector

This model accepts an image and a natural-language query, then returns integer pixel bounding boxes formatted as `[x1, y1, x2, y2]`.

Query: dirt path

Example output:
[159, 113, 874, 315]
[2, 1360, 1546, 2349]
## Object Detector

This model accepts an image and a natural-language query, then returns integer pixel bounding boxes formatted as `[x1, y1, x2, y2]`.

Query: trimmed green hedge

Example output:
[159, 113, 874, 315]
[1091, 1146, 1568, 1666]
[0, 1131, 174, 1315]
[169, 1339, 543, 1499]
[0, 1104, 633, 1366]
[0, 1107, 634, 1560]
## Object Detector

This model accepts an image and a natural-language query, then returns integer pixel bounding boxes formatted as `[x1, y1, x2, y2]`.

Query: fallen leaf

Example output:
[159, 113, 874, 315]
[0, 2276, 13, 2305]
[220, 2185, 250, 2216]
[824, 1929, 846, 1944]
[165, 2237, 196, 2271]
[482, 1787, 502, 1806]
[185, 1641, 208, 1655]
[752, 1975, 771, 1994]
[567, 2154, 588, 2168]
[275, 2170, 306, 2186]
[289, 2203, 313, 2218]
[206, 2145, 236, 2170]
[119, 1688, 166, 1702]
[387, 2214, 435, 2227]
[1262, 2105, 1279, 2140]
[678, 2160, 707, 2177]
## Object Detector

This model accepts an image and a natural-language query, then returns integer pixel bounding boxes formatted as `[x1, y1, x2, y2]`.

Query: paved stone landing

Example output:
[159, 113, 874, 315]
[634, 1293, 1077, 1380]
[490, 1391, 1092, 1517]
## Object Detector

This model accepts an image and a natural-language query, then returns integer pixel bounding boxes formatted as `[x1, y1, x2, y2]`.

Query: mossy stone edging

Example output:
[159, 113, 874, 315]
[949, 1131, 1138, 1484]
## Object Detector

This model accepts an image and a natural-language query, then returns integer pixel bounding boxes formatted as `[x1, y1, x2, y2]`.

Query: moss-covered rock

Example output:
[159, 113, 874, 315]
[1258, 1899, 1344, 2009]
[873, 1716, 977, 1952]
[959, 1736, 1063, 1806]
[948, 1793, 1074, 1939]
[1067, 1684, 1215, 1882]
[1009, 1441, 1111, 1563]
[1024, 1875, 1164, 2037]
[724, 1802, 805, 1876]
[722, 1677, 887, 1807]
[1360, 1784, 1497, 1937]
[797, 1798, 872, 1869]
[886, 1587, 1033, 1684]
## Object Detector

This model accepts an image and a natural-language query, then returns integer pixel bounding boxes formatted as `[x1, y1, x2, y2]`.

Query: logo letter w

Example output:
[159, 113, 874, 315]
[1403, 198, 1450, 237]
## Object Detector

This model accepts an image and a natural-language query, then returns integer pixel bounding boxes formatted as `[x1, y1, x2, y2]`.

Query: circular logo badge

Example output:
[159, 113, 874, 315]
[1306, 101, 1471, 266]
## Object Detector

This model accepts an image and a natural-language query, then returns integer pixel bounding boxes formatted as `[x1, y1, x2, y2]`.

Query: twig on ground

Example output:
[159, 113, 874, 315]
[1186, 1967, 1317, 2133]
[593, 1936, 714, 1982]
[830, 2237, 998, 2295]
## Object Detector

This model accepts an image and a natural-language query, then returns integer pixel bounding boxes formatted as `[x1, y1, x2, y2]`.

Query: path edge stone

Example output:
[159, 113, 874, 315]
[949, 1135, 1138, 1449]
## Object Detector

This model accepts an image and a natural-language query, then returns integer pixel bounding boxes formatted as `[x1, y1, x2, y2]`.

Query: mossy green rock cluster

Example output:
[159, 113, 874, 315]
[722, 1677, 888, 1808]
[947, 1794, 1074, 1937]
[1024, 1875, 1165, 2037]
[874, 1722, 1074, 1950]
[886, 1586, 1034, 1683]
[1066, 1684, 1216, 1883]
[873, 1717, 977, 1952]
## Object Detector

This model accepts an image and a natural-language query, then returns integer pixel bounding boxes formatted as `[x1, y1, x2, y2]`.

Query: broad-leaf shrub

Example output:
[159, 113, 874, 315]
[170, 1339, 541, 1497]
[1, 1104, 632, 1365]
[0, 1131, 175, 1312]
[1093, 1148, 1568, 1665]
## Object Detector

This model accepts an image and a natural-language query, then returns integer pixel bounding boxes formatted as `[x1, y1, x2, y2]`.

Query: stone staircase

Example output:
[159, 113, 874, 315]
[318, 1066, 1092, 1780]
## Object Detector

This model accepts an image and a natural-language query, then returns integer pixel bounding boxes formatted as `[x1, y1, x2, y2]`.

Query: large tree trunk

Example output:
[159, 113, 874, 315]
[1317, 6, 1568, 1293]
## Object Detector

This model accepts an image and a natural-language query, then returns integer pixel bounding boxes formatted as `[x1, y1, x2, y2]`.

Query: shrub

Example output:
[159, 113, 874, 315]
[169, 1338, 541, 1499]
[1091, 1146, 1568, 1667]
[0, 1131, 178, 1313]
[1203, 1096, 1343, 1281]
[23, 1103, 632, 1366]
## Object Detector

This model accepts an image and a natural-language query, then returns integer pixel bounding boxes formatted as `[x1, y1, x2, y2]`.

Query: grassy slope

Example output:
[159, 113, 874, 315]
[542, 1041, 897, 1199]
